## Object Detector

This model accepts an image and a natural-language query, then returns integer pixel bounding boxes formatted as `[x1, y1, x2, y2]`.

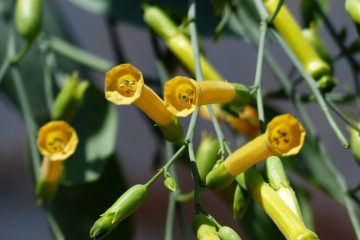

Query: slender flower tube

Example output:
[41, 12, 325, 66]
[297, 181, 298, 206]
[143, 5, 222, 81]
[206, 114, 305, 189]
[36, 121, 78, 203]
[237, 168, 318, 240]
[105, 64, 183, 142]
[263, 0, 335, 91]
[164, 76, 252, 117]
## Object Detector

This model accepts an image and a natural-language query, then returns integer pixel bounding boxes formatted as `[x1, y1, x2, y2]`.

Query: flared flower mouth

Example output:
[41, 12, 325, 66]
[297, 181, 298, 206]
[37, 121, 78, 161]
[105, 64, 144, 105]
[164, 76, 200, 117]
[266, 114, 305, 156]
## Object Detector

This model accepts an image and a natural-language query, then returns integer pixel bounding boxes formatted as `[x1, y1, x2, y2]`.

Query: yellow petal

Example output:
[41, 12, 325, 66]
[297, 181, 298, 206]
[265, 114, 306, 156]
[105, 64, 144, 105]
[37, 121, 78, 161]
[164, 76, 200, 117]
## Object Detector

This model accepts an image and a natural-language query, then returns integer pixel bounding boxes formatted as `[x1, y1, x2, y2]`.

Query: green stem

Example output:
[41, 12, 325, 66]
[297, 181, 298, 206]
[145, 144, 188, 188]
[271, 29, 349, 148]
[206, 105, 231, 157]
[45, 206, 65, 240]
[0, 58, 10, 85]
[43, 51, 55, 116]
[10, 40, 33, 64]
[11, 66, 40, 181]
[253, 21, 267, 132]
[312, 0, 360, 110]
[187, 0, 208, 213]
[49, 38, 114, 72]
[176, 202, 193, 239]
[164, 142, 176, 240]
[175, 191, 195, 202]
[325, 96, 360, 134]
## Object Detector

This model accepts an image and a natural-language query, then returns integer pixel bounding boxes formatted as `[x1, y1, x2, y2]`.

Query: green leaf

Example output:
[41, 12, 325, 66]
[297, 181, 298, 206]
[62, 84, 117, 184]
[52, 155, 133, 240]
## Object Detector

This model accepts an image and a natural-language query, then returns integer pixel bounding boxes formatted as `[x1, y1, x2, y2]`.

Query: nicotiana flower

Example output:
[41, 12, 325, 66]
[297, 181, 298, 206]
[105, 64, 183, 142]
[36, 120, 78, 203]
[164, 76, 252, 117]
[206, 114, 305, 189]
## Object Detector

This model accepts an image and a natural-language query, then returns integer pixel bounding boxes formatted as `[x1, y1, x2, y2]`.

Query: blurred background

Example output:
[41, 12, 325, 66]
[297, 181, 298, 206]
[0, 0, 359, 239]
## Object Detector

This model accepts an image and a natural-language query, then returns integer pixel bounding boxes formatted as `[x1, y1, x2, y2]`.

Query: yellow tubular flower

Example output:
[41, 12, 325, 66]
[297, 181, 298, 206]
[143, 6, 223, 81]
[264, 0, 329, 80]
[164, 76, 252, 117]
[239, 168, 318, 240]
[36, 121, 78, 203]
[225, 114, 305, 176]
[105, 64, 183, 142]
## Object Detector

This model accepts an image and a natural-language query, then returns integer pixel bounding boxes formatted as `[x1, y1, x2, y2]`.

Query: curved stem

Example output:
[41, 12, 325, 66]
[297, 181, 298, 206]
[10, 40, 33, 64]
[325, 96, 360, 134]
[44, 206, 65, 240]
[164, 142, 176, 240]
[49, 38, 114, 72]
[11, 66, 41, 180]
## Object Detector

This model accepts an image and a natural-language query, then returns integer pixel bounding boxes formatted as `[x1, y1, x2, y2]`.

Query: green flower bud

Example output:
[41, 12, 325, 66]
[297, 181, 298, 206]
[205, 161, 234, 190]
[90, 184, 148, 239]
[349, 124, 360, 164]
[192, 214, 220, 240]
[346, 0, 360, 24]
[196, 134, 220, 182]
[164, 176, 177, 192]
[232, 184, 249, 220]
[15, 0, 42, 41]
[52, 72, 89, 122]
[218, 226, 242, 240]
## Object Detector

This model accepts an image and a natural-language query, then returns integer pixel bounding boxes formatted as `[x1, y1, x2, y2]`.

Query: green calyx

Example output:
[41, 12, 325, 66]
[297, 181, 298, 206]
[231, 83, 254, 106]
[195, 134, 220, 182]
[90, 184, 148, 239]
[205, 161, 234, 190]
[35, 179, 60, 205]
[232, 184, 250, 220]
[218, 226, 242, 240]
[349, 124, 360, 165]
[158, 116, 184, 143]
[317, 75, 337, 93]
